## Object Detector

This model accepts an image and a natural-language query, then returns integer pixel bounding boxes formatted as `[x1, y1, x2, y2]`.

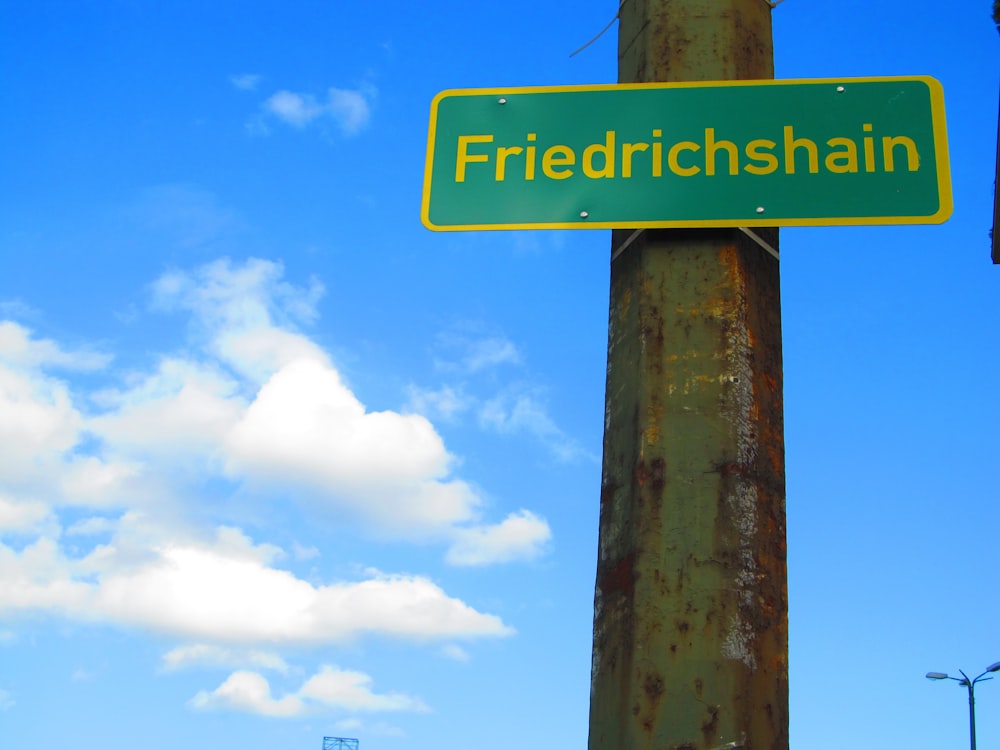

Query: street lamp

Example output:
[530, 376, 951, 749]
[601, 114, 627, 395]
[926, 661, 1000, 750]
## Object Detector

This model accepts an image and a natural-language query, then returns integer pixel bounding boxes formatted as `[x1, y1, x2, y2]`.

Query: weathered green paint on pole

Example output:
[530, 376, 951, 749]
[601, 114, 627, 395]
[587, 1, 788, 749]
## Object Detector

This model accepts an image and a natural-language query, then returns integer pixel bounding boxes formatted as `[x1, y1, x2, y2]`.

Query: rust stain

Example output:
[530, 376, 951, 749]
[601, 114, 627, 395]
[635, 460, 648, 490]
[767, 442, 783, 476]
[645, 423, 661, 446]
[700, 705, 720, 742]
[719, 243, 742, 281]
[644, 672, 665, 702]
[598, 553, 636, 598]
[618, 286, 632, 324]
[598, 480, 613, 508]
[634, 456, 667, 498]
[716, 461, 750, 478]
[650, 457, 666, 497]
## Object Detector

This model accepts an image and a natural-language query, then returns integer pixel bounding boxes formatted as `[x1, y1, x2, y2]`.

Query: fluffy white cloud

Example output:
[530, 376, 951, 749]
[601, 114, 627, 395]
[0, 333, 143, 512]
[446, 511, 552, 566]
[191, 665, 426, 717]
[263, 86, 373, 135]
[162, 644, 290, 673]
[91, 357, 243, 462]
[299, 666, 427, 712]
[0, 321, 109, 371]
[191, 671, 302, 717]
[119, 259, 498, 536]
[0, 525, 513, 643]
[151, 258, 326, 383]
[327, 88, 372, 135]
[2, 259, 550, 549]
[226, 358, 480, 532]
[0, 537, 92, 615]
[0, 257, 550, 657]
[0, 353, 84, 479]
[264, 91, 324, 127]
[0, 495, 52, 534]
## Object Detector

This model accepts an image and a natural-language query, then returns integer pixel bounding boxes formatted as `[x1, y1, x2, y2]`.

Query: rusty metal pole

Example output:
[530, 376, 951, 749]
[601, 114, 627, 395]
[587, 2, 788, 749]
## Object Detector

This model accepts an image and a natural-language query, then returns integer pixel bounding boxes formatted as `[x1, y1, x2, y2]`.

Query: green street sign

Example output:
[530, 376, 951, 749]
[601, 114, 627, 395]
[421, 77, 952, 231]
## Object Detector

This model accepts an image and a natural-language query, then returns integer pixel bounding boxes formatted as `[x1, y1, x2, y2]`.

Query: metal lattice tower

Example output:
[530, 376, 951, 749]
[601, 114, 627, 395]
[322, 738, 359, 750]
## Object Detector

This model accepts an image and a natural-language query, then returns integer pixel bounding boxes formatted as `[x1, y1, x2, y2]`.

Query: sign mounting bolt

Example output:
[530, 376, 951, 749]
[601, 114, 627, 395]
[498, 97, 507, 104]
[580, 211, 590, 219]
[836, 85, 845, 92]
[755, 206, 765, 214]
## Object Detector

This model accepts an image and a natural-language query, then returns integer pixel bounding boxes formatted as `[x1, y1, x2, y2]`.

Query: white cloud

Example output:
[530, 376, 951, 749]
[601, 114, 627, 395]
[192, 665, 426, 717]
[479, 390, 588, 462]
[0, 321, 109, 371]
[461, 337, 521, 372]
[162, 644, 290, 673]
[90, 357, 244, 463]
[3, 259, 538, 546]
[0, 525, 513, 644]
[446, 510, 552, 567]
[415, 325, 589, 463]
[0, 495, 52, 534]
[0, 257, 549, 655]
[149, 258, 325, 382]
[0, 335, 140, 512]
[56, 456, 139, 509]
[0, 537, 92, 615]
[0, 357, 83, 479]
[406, 384, 470, 421]
[441, 644, 470, 662]
[65, 516, 117, 537]
[432, 330, 522, 374]
[292, 542, 320, 561]
[145, 263, 482, 534]
[300, 666, 427, 712]
[191, 670, 302, 717]
[226, 358, 481, 533]
[264, 91, 324, 127]
[262, 86, 374, 135]
[327, 87, 372, 135]
[230, 73, 262, 91]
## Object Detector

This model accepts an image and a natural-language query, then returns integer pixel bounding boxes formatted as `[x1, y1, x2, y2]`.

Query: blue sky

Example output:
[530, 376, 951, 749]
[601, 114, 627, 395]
[0, 2, 997, 749]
